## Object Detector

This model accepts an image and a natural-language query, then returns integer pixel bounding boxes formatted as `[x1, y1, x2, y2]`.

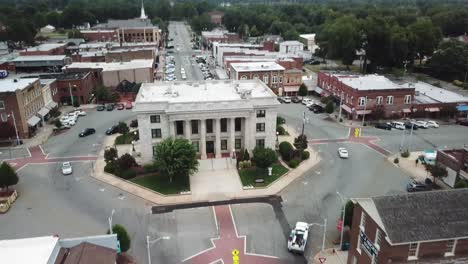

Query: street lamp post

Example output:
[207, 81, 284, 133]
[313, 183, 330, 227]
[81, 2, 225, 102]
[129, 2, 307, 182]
[361, 97, 368, 126]
[276, 131, 279, 150]
[338, 91, 343, 122]
[146, 235, 170, 264]
[108, 209, 115, 234]
[336, 191, 347, 251]
[7, 111, 20, 145]
[308, 218, 327, 252]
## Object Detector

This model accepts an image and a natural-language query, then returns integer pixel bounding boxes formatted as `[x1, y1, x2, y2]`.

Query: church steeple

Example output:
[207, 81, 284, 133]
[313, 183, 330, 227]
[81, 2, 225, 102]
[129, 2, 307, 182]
[140, 0, 148, 20]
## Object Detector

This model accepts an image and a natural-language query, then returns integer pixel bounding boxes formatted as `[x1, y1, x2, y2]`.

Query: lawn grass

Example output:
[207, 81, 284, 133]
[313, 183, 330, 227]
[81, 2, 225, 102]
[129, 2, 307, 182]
[130, 174, 190, 195]
[238, 163, 289, 187]
[115, 132, 138, 145]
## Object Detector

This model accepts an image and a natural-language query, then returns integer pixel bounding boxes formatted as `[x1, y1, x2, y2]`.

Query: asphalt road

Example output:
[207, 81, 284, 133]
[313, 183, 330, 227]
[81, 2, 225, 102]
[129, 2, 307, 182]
[168, 21, 204, 81]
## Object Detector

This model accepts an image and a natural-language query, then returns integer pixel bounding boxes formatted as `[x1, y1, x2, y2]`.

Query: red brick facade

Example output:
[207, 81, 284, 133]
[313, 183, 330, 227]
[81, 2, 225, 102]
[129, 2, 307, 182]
[81, 30, 118, 42]
[348, 203, 468, 264]
[317, 72, 415, 120]
[54, 72, 97, 105]
[230, 67, 284, 95]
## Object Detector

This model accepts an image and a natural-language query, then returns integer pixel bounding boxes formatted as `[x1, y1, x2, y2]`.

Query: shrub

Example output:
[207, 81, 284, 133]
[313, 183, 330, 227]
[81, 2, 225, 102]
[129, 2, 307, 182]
[453, 80, 463, 87]
[119, 169, 137, 180]
[325, 101, 335, 113]
[239, 160, 252, 169]
[104, 148, 118, 164]
[279, 141, 294, 161]
[237, 149, 245, 162]
[276, 125, 286, 135]
[320, 96, 329, 104]
[104, 162, 116, 174]
[117, 122, 129, 135]
[130, 119, 138, 128]
[302, 150, 310, 160]
[288, 159, 300, 168]
[401, 150, 410, 158]
[252, 147, 277, 168]
[143, 163, 158, 173]
[243, 149, 250, 161]
[294, 134, 308, 150]
[49, 108, 61, 117]
[54, 119, 62, 128]
[276, 116, 285, 125]
[455, 180, 468, 189]
[116, 153, 138, 171]
[394, 157, 399, 164]
[109, 224, 131, 252]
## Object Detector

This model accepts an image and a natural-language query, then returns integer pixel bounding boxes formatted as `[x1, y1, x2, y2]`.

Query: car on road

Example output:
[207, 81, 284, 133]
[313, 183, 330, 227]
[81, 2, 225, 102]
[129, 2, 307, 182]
[309, 105, 324, 113]
[375, 122, 392, 130]
[338, 147, 349, 158]
[106, 125, 118, 135]
[125, 102, 133, 109]
[282, 96, 291, 103]
[415, 120, 429, 128]
[97, 105, 105, 111]
[79, 128, 96, 137]
[406, 180, 432, 192]
[456, 118, 468, 126]
[426, 120, 439, 128]
[291, 96, 301, 103]
[116, 103, 125, 110]
[288, 222, 309, 254]
[61, 162, 73, 175]
[106, 104, 114, 111]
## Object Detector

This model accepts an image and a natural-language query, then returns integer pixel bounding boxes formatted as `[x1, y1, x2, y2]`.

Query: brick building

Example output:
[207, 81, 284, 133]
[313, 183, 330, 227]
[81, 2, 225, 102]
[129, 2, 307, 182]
[80, 30, 118, 42]
[282, 69, 303, 96]
[349, 190, 468, 264]
[105, 48, 155, 62]
[12, 55, 72, 73]
[19, 43, 67, 56]
[317, 72, 415, 120]
[0, 78, 48, 140]
[230, 62, 285, 95]
[436, 148, 468, 186]
[202, 29, 241, 49]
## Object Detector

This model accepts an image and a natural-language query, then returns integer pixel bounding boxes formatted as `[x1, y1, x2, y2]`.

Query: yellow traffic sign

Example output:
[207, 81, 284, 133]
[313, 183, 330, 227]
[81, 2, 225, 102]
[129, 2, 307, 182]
[354, 128, 360, 138]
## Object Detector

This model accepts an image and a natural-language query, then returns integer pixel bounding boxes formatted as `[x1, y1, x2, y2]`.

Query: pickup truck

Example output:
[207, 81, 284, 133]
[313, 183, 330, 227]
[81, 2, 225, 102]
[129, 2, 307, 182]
[287, 222, 309, 254]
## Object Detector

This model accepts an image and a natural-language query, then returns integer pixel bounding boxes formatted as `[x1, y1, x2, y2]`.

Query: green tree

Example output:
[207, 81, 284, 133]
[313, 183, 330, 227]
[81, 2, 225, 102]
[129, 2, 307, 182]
[104, 147, 118, 164]
[252, 147, 277, 169]
[117, 122, 129, 135]
[427, 40, 468, 81]
[344, 200, 354, 227]
[408, 18, 442, 65]
[0, 162, 19, 190]
[153, 138, 198, 183]
[455, 180, 468, 189]
[325, 101, 335, 113]
[45, 11, 61, 27]
[298, 83, 308, 98]
[116, 153, 137, 171]
[243, 149, 250, 161]
[54, 119, 62, 128]
[68, 29, 84, 39]
[108, 224, 131, 252]
[425, 164, 448, 183]
[95, 85, 111, 103]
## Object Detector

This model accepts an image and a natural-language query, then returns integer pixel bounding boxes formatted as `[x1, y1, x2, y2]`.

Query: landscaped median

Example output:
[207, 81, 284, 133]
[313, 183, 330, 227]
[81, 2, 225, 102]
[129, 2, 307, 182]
[130, 174, 190, 195]
[239, 163, 289, 188]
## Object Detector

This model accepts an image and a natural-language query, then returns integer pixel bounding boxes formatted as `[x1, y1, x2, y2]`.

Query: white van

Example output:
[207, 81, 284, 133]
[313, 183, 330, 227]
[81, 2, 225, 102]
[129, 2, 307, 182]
[391, 121, 405, 130]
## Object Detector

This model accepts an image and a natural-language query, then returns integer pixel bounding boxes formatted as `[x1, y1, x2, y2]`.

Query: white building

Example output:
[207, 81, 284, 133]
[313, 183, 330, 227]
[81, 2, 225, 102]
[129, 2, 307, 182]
[134, 79, 279, 163]
[279, 41, 304, 54]
[299, 34, 318, 53]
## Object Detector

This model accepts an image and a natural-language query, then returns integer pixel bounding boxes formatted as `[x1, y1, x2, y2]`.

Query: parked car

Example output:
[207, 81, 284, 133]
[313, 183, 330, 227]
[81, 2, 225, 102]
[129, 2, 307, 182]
[282, 96, 292, 103]
[287, 222, 309, 254]
[302, 98, 313, 105]
[61, 162, 73, 175]
[106, 125, 118, 135]
[291, 96, 301, 103]
[406, 180, 432, 192]
[390, 121, 405, 130]
[106, 104, 114, 111]
[79, 128, 96, 137]
[456, 118, 468, 126]
[309, 105, 324, 113]
[75, 110, 86, 116]
[404, 122, 418, 130]
[426, 120, 439, 128]
[338, 147, 349, 158]
[97, 105, 106, 111]
[415, 120, 429, 129]
[117, 103, 125, 110]
[375, 122, 392, 130]
[125, 102, 133, 109]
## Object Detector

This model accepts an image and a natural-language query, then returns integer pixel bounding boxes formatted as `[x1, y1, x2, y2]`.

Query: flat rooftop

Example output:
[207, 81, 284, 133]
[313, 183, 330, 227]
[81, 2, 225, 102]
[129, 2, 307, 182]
[0, 236, 59, 263]
[410, 81, 468, 104]
[332, 74, 408, 91]
[23, 43, 66, 52]
[299, 34, 316, 40]
[0, 78, 39, 93]
[136, 79, 276, 104]
[230, 61, 285, 72]
[12, 55, 67, 62]
[23, 72, 90, 80]
[280, 40, 303, 46]
[63, 59, 153, 71]
[202, 29, 228, 38]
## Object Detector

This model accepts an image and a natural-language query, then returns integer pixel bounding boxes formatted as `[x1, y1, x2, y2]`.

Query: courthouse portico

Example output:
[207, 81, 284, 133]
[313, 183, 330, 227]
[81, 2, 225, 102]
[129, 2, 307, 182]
[134, 79, 279, 163]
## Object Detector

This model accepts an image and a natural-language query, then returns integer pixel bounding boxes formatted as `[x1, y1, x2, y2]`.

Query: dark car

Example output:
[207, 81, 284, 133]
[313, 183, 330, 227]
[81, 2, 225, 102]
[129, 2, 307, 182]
[291, 96, 301, 103]
[97, 105, 105, 111]
[375, 122, 392, 130]
[308, 60, 321, 65]
[79, 128, 96, 137]
[106, 104, 114, 111]
[309, 105, 324, 113]
[116, 103, 125, 110]
[404, 122, 419, 130]
[106, 125, 118, 135]
[406, 181, 432, 192]
[456, 118, 468, 126]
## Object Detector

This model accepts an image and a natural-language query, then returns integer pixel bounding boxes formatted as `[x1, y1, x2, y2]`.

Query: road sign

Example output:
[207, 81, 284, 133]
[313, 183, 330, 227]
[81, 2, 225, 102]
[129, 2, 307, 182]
[319, 257, 326, 263]
[354, 128, 360, 138]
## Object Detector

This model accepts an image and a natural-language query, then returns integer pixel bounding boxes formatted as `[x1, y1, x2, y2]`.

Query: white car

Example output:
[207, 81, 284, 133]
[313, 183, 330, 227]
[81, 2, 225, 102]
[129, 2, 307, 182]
[282, 96, 291, 103]
[75, 110, 86, 116]
[302, 98, 313, 105]
[287, 222, 309, 253]
[338, 147, 349, 158]
[68, 119, 76, 126]
[61, 162, 73, 175]
[426, 120, 439, 128]
[415, 120, 429, 129]
[181, 74, 187, 80]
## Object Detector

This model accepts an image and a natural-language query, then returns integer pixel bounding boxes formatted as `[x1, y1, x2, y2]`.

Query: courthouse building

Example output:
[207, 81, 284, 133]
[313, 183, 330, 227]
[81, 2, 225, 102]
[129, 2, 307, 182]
[134, 79, 279, 163]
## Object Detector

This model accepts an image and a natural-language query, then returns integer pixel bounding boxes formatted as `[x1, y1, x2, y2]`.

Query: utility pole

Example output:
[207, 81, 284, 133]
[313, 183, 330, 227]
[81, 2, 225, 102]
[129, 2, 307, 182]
[338, 91, 343, 122]
[9, 111, 20, 145]
[68, 82, 74, 107]
[361, 97, 367, 126]
[301, 111, 306, 137]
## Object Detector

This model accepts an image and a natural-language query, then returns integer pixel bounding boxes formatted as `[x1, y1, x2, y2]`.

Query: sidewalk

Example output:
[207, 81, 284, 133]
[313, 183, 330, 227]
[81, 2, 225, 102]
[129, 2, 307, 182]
[312, 249, 348, 264]
[91, 126, 321, 205]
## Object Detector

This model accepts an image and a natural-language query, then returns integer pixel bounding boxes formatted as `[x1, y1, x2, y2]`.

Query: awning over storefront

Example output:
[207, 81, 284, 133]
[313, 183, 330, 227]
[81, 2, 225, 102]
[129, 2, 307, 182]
[402, 108, 411, 113]
[27, 116, 41, 127]
[37, 107, 50, 117]
[356, 109, 372, 115]
[314, 86, 324, 94]
[341, 104, 352, 113]
[46, 101, 58, 109]
[284, 86, 300, 92]
[457, 105, 468, 112]
[425, 107, 440, 112]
